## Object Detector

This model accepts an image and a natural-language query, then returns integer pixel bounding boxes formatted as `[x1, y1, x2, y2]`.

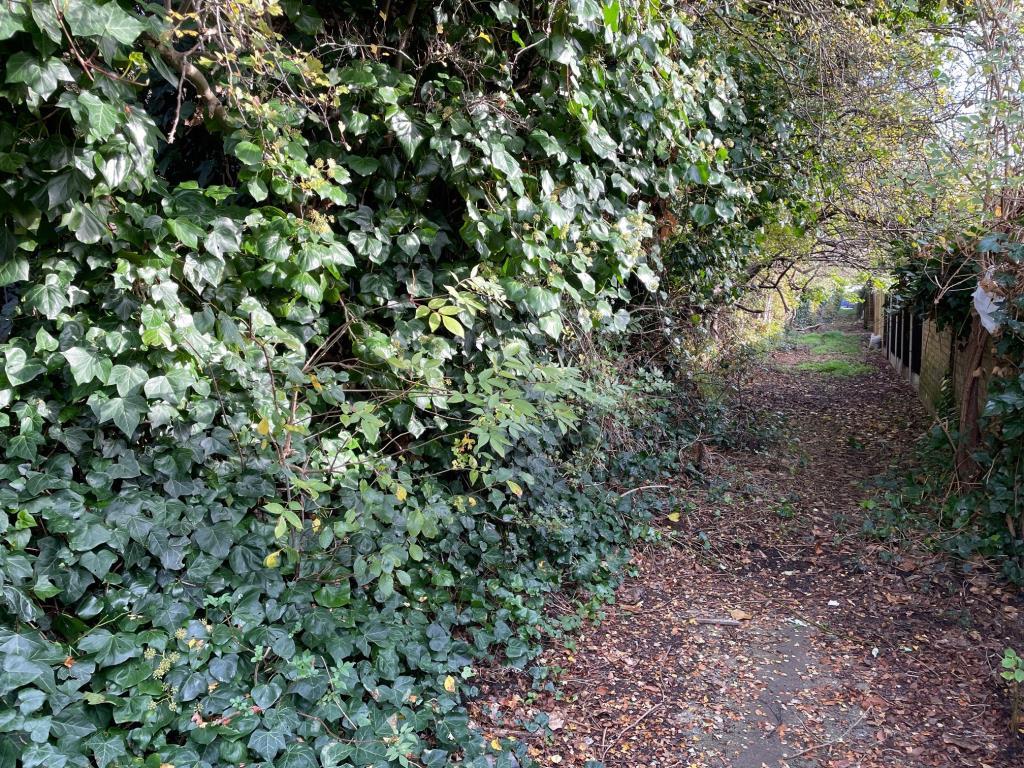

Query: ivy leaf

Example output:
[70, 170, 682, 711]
[5, 52, 73, 104]
[65, 203, 108, 244]
[489, 143, 521, 179]
[690, 203, 714, 226]
[530, 130, 563, 158]
[292, 272, 324, 302]
[524, 287, 560, 315]
[279, 744, 319, 768]
[397, 233, 420, 256]
[63, 346, 112, 386]
[167, 218, 204, 249]
[4, 347, 45, 386]
[708, 97, 726, 121]
[77, 629, 138, 668]
[603, 0, 620, 31]
[0, 257, 29, 286]
[205, 217, 242, 258]
[635, 264, 659, 291]
[389, 110, 424, 159]
[249, 729, 287, 761]
[584, 121, 618, 159]
[348, 231, 385, 262]
[538, 312, 563, 339]
[23, 277, 69, 318]
[251, 680, 283, 710]
[347, 156, 379, 175]
[0, 0, 29, 40]
[96, 394, 147, 437]
[86, 733, 127, 768]
[257, 228, 292, 262]
[76, 92, 120, 142]
[108, 364, 148, 396]
[143, 375, 178, 402]
[29, 2, 62, 43]
[34, 328, 58, 353]
[64, 0, 145, 45]
[6, 434, 38, 460]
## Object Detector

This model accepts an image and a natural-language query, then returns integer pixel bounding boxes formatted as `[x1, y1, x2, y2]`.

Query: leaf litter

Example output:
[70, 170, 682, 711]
[469, 328, 1024, 767]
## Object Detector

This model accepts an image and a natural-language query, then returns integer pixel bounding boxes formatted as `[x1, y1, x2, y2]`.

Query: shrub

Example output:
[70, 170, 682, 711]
[0, 2, 806, 766]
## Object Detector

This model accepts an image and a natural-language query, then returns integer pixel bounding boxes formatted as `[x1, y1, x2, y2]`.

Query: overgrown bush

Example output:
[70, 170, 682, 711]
[0, 2, 806, 766]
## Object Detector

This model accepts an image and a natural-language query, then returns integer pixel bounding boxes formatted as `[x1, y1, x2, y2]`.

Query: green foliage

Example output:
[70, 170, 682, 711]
[0, 1, 820, 766]
[1001, 647, 1024, 734]
[1001, 648, 1024, 684]
[888, 235, 1024, 581]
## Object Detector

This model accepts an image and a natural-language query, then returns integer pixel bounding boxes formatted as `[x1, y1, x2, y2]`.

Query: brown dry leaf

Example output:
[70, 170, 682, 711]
[729, 608, 752, 621]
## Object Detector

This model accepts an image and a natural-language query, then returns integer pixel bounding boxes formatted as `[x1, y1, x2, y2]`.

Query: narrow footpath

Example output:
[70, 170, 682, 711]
[473, 327, 1024, 768]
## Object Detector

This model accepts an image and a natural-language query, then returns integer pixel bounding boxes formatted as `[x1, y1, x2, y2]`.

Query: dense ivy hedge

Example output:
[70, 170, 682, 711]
[0, 2, 807, 766]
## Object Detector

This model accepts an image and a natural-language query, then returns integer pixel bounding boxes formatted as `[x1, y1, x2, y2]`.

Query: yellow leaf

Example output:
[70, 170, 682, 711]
[396, 485, 408, 502]
[256, 417, 270, 436]
[478, 31, 492, 43]
[264, 550, 281, 569]
[667, 512, 681, 522]
[490, 738, 502, 751]
[729, 608, 752, 621]
[309, 374, 323, 392]
[507, 480, 523, 497]
[443, 675, 456, 693]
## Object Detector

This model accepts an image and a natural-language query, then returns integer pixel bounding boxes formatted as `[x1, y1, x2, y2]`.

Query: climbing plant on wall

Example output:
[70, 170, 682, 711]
[0, 1, 830, 766]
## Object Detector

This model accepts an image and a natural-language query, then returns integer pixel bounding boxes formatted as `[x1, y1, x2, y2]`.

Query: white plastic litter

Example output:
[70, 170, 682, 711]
[973, 280, 1003, 334]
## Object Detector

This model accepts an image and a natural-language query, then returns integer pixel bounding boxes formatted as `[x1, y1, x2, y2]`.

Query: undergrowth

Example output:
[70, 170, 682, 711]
[860, 422, 1024, 583]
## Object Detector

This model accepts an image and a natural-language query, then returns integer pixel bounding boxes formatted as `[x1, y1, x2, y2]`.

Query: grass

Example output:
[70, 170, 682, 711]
[788, 330, 863, 356]
[793, 359, 873, 376]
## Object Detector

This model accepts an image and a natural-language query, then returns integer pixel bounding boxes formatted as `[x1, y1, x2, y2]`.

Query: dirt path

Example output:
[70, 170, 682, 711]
[472, 328, 1024, 768]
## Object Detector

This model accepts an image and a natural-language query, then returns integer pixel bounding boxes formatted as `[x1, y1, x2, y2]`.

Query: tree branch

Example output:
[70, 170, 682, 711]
[151, 42, 227, 123]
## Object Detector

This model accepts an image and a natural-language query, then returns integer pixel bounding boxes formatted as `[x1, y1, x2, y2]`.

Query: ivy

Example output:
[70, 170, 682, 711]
[0, 2, 815, 767]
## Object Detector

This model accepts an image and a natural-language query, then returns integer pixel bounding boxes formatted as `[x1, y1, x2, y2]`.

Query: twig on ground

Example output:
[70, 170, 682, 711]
[785, 712, 867, 758]
[600, 700, 665, 761]
[620, 484, 675, 497]
[691, 617, 742, 626]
